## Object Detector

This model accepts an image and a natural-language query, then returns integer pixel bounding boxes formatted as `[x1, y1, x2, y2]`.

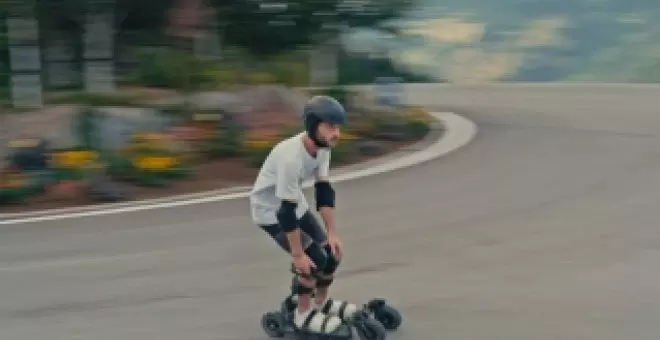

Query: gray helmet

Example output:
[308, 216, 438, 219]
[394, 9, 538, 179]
[303, 95, 347, 147]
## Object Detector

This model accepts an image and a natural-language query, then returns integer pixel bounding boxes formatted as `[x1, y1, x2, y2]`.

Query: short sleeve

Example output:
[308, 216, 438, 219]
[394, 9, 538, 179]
[276, 159, 302, 201]
[316, 150, 331, 180]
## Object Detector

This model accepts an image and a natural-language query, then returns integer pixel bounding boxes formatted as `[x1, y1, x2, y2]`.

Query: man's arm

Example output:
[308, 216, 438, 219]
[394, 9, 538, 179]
[315, 151, 337, 235]
[276, 159, 304, 257]
[318, 198, 337, 237]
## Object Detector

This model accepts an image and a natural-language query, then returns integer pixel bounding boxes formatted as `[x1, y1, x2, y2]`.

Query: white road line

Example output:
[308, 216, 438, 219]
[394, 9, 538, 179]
[0, 112, 477, 225]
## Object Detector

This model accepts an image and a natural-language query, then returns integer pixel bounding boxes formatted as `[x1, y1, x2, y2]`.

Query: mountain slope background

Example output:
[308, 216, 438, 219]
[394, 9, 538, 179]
[345, 0, 660, 82]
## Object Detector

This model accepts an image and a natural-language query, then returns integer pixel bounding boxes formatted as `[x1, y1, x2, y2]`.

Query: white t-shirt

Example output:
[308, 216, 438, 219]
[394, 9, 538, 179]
[249, 132, 331, 225]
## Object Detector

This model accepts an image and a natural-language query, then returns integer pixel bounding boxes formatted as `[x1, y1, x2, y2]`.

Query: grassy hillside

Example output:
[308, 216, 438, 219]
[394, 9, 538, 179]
[345, 0, 660, 82]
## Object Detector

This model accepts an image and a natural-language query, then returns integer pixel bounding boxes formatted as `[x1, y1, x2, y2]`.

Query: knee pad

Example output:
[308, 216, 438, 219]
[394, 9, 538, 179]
[291, 243, 329, 295]
[305, 243, 328, 272]
[316, 244, 340, 288]
[322, 244, 340, 275]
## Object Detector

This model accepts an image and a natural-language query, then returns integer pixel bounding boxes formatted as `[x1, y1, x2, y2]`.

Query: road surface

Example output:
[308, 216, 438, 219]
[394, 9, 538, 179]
[3, 84, 660, 340]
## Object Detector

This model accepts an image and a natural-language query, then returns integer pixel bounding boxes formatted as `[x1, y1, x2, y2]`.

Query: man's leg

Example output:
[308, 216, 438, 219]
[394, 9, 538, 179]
[260, 223, 316, 312]
[298, 212, 359, 321]
[259, 223, 344, 334]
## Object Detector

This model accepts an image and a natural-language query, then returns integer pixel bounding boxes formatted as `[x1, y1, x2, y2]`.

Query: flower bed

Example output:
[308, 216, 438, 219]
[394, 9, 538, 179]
[1, 91, 435, 212]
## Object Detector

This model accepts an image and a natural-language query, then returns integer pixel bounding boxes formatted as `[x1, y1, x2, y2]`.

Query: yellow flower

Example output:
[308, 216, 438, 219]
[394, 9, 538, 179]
[247, 72, 277, 84]
[52, 151, 99, 168]
[404, 106, 432, 122]
[8, 139, 40, 148]
[340, 133, 359, 141]
[130, 132, 171, 150]
[0, 174, 25, 188]
[134, 156, 178, 170]
[245, 140, 275, 150]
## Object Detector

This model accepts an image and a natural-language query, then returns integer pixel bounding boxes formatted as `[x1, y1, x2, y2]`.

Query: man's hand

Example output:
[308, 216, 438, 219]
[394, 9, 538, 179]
[293, 253, 316, 276]
[327, 232, 343, 261]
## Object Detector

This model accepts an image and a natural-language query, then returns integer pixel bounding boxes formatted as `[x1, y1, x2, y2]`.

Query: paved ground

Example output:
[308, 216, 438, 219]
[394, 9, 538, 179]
[3, 84, 660, 340]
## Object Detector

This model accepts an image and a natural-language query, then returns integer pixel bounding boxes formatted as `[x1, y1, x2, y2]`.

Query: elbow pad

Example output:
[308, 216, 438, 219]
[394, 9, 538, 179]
[314, 181, 335, 210]
[277, 201, 298, 232]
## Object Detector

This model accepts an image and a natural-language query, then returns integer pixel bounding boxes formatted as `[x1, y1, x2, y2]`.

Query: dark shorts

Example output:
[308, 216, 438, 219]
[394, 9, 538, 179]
[259, 210, 328, 253]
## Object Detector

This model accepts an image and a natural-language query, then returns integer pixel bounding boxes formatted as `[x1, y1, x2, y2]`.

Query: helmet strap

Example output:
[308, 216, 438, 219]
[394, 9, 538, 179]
[307, 119, 330, 148]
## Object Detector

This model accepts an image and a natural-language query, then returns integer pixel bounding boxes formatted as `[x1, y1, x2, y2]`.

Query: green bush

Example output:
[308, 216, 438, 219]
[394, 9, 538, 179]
[0, 171, 44, 205]
[73, 106, 102, 149]
[330, 139, 358, 165]
[103, 152, 135, 181]
[0, 186, 30, 204]
[50, 92, 143, 107]
[245, 146, 273, 168]
[406, 119, 431, 138]
[129, 47, 218, 90]
[204, 125, 245, 158]
[100, 131, 194, 187]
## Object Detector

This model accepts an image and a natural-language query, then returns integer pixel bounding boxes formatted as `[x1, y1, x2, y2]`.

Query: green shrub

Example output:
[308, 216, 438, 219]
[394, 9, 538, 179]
[50, 92, 143, 107]
[204, 125, 245, 158]
[129, 47, 218, 90]
[406, 119, 431, 138]
[330, 139, 358, 165]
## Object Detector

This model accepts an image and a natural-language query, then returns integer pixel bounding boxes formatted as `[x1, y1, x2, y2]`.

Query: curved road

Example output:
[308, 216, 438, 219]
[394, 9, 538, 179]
[3, 84, 660, 340]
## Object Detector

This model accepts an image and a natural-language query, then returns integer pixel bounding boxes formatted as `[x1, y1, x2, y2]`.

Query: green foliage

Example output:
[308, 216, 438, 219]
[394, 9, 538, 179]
[50, 92, 145, 106]
[330, 139, 359, 165]
[306, 86, 355, 108]
[406, 119, 430, 138]
[208, 0, 417, 58]
[0, 185, 31, 205]
[0, 171, 51, 205]
[203, 125, 245, 159]
[72, 106, 102, 149]
[100, 131, 193, 187]
[103, 151, 134, 181]
[0, 15, 7, 90]
[128, 47, 219, 91]
[338, 51, 434, 84]
[244, 146, 273, 169]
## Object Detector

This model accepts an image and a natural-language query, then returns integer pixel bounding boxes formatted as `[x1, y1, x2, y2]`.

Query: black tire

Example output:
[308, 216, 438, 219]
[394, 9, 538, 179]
[374, 305, 402, 331]
[262, 311, 285, 338]
[355, 318, 387, 340]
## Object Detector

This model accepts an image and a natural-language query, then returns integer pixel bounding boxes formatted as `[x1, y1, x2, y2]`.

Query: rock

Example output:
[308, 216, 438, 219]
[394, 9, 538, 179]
[0, 106, 78, 164]
[234, 85, 305, 131]
[51, 180, 85, 200]
[7, 139, 50, 171]
[94, 107, 175, 150]
[87, 173, 131, 202]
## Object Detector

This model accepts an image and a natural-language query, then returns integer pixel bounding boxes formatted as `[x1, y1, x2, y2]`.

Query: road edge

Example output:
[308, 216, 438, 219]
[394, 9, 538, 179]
[0, 111, 477, 225]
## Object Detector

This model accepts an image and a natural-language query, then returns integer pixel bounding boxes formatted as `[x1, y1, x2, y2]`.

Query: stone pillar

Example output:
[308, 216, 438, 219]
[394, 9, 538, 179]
[83, 0, 116, 94]
[7, 0, 43, 108]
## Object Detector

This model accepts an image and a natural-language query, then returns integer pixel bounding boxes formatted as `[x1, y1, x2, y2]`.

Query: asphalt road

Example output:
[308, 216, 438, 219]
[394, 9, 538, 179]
[3, 84, 660, 340]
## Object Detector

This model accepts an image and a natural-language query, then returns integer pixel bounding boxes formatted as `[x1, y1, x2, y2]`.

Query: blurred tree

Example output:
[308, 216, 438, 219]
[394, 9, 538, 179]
[207, 0, 416, 58]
